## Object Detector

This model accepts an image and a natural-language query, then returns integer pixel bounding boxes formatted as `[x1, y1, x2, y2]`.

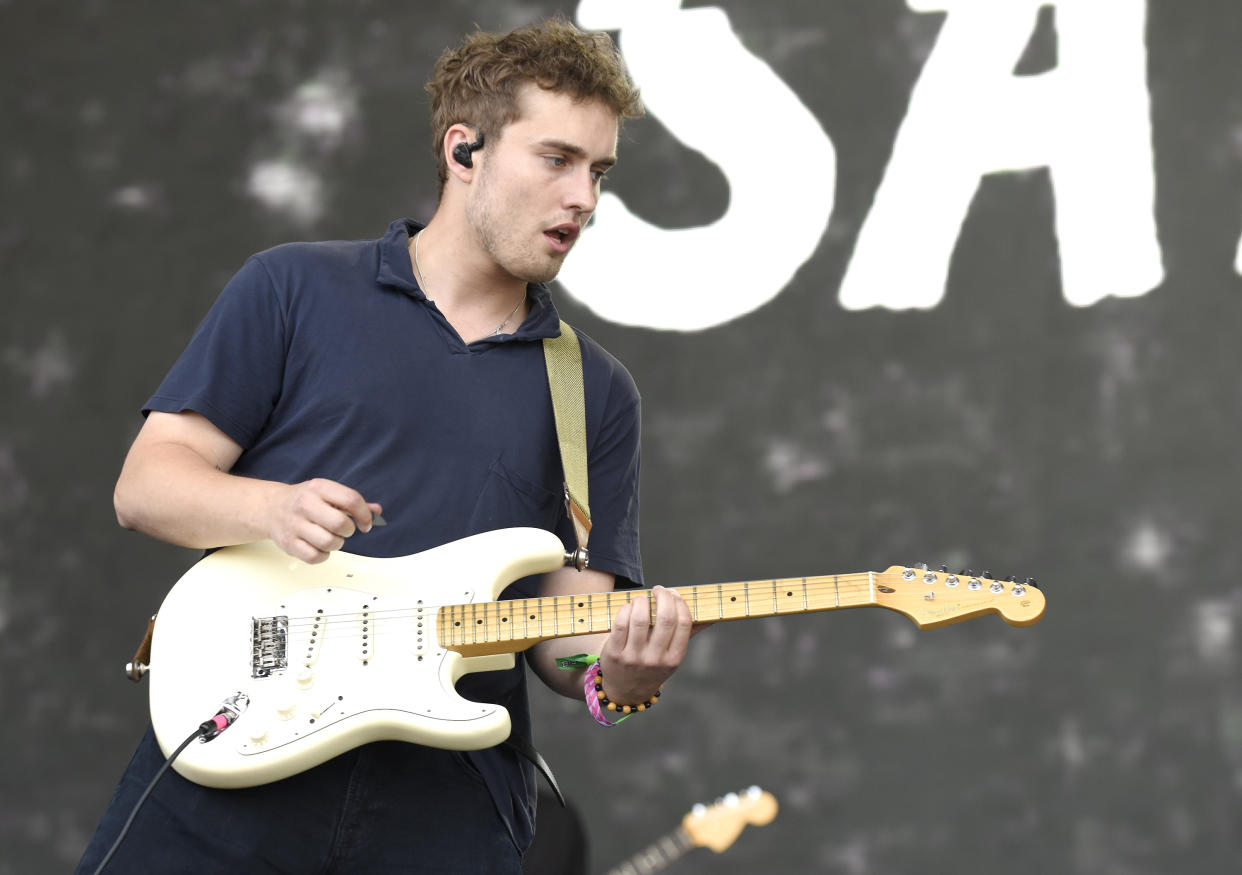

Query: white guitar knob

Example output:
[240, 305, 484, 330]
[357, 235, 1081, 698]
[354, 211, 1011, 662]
[276, 702, 297, 720]
[248, 726, 269, 744]
[296, 668, 315, 690]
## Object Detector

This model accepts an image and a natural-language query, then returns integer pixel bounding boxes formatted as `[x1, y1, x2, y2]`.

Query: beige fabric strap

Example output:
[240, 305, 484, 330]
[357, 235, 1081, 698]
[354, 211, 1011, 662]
[543, 320, 591, 564]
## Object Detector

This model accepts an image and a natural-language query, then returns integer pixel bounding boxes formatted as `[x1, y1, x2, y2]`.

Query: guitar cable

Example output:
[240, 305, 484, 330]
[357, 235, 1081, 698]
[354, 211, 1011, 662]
[91, 694, 247, 875]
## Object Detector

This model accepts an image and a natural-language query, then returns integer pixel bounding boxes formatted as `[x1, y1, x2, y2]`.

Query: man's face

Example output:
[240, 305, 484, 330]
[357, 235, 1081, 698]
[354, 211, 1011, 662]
[466, 83, 619, 284]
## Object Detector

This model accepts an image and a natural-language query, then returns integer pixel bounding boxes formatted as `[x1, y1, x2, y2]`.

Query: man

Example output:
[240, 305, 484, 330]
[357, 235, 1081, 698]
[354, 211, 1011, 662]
[77, 17, 693, 874]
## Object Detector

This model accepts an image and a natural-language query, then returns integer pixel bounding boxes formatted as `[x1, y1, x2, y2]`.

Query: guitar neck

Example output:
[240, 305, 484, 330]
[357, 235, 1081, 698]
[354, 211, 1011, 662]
[439, 572, 880, 657]
[603, 827, 694, 875]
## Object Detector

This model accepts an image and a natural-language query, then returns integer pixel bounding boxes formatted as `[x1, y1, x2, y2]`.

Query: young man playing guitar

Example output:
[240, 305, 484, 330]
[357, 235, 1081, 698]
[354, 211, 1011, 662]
[77, 18, 693, 874]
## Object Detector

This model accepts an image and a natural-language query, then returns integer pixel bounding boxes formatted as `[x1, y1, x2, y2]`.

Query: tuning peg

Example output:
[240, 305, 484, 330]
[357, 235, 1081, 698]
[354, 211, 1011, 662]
[938, 564, 948, 572]
[1025, 577, 1039, 589]
[981, 570, 992, 579]
[1005, 575, 1017, 582]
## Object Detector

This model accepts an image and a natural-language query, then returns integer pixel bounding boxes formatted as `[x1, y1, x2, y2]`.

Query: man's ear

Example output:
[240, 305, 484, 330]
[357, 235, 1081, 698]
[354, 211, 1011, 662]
[444, 123, 482, 182]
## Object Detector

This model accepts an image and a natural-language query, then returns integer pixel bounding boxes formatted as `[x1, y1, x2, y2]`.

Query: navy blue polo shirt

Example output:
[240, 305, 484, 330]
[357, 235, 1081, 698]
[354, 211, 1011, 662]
[142, 217, 643, 850]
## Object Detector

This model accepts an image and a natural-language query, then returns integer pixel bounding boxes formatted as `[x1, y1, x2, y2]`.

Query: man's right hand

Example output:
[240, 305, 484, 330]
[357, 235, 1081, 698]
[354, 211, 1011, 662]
[267, 478, 383, 564]
[115, 411, 382, 563]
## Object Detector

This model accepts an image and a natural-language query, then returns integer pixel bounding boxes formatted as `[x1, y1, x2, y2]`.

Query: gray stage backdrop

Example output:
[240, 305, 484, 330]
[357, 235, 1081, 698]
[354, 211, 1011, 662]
[3, 1, 1240, 872]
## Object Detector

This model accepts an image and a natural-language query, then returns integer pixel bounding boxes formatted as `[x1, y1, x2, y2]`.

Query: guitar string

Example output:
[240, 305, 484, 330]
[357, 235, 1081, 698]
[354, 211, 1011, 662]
[271, 575, 1003, 628]
[263, 573, 1014, 634]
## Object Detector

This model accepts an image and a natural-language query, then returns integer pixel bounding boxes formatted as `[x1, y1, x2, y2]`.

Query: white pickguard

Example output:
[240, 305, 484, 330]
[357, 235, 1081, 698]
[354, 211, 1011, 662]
[148, 527, 567, 789]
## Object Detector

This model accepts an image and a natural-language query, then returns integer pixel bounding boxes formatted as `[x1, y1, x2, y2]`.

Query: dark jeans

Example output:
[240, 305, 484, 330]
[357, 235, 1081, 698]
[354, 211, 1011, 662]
[76, 725, 523, 874]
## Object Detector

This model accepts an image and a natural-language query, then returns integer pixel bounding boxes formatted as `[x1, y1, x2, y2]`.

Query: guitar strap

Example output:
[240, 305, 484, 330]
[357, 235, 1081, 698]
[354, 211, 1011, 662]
[500, 319, 596, 809]
[503, 736, 566, 808]
[126, 613, 156, 682]
[542, 319, 592, 570]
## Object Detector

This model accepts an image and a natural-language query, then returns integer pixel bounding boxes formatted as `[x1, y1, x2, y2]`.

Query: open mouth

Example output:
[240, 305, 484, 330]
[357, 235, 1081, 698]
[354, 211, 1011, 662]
[545, 223, 579, 251]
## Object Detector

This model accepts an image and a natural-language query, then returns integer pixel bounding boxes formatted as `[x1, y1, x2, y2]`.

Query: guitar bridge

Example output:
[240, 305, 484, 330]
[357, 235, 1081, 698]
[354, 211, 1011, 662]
[252, 616, 289, 678]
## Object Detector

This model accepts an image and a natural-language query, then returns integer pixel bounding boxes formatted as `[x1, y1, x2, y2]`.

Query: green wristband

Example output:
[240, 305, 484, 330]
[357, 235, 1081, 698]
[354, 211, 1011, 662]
[555, 653, 600, 670]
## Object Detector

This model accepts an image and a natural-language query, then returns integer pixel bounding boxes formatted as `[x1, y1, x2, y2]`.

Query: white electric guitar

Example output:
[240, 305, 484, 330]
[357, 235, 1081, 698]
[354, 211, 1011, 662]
[146, 527, 1045, 789]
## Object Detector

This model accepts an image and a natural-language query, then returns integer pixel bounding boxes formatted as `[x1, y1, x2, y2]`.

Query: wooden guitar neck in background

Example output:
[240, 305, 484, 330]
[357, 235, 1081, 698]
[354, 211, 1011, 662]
[603, 787, 778, 875]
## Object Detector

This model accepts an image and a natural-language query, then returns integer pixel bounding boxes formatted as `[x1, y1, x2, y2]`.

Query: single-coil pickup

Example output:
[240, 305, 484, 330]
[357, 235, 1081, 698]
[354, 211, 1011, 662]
[359, 602, 373, 664]
[414, 600, 427, 657]
[251, 616, 288, 678]
[303, 608, 327, 667]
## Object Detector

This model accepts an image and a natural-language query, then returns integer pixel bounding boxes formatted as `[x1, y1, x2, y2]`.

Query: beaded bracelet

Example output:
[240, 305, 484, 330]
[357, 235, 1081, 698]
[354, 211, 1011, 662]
[583, 659, 661, 727]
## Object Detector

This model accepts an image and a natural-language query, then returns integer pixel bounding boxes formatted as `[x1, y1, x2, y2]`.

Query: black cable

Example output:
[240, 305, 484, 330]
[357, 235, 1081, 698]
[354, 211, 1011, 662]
[90, 725, 206, 875]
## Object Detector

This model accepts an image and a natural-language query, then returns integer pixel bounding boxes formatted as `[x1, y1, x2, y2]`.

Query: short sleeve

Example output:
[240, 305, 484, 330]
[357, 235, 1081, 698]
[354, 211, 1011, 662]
[143, 256, 288, 449]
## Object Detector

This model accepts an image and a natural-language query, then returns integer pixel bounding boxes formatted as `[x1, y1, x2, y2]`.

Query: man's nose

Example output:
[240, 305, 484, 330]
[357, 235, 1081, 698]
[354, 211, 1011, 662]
[564, 169, 599, 214]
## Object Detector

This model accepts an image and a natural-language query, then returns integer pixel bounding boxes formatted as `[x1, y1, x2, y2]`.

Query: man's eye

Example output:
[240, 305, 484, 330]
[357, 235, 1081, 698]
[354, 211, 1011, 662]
[591, 169, 608, 183]
[544, 155, 567, 168]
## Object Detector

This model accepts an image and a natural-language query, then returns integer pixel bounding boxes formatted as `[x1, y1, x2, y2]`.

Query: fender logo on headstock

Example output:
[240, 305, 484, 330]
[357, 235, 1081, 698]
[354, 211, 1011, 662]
[877, 565, 1046, 629]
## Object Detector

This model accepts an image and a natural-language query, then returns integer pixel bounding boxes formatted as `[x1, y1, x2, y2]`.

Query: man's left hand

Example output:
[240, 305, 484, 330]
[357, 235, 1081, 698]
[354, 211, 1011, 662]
[598, 585, 694, 705]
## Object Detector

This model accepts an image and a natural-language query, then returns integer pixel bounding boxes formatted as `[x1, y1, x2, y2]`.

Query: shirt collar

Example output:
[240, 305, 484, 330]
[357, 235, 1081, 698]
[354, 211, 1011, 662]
[376, 218, 563, 341]
[375, 218, 424, 297]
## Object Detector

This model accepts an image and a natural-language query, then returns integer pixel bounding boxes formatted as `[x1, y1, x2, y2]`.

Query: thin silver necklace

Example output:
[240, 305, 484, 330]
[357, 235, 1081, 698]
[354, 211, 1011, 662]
[413, 230, 525, 337]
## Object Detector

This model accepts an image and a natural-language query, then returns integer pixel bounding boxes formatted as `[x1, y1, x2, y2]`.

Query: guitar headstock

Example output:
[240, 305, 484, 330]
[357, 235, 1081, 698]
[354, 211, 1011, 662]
[681, 786, 779, 853]
[876, 565, 1045, 629]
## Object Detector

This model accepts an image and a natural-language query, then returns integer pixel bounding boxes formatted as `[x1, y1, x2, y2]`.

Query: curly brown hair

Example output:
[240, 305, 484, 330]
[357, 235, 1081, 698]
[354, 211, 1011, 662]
[425, 16, 644, 190]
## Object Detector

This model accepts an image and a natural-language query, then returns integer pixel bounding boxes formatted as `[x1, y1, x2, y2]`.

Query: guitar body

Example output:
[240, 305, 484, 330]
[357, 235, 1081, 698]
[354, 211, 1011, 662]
[148, 527, 567, 789]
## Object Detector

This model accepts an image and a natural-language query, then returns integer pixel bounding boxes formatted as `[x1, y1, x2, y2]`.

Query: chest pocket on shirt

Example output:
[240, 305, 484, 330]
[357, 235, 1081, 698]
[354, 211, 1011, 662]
[467, 456, 562, 536]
